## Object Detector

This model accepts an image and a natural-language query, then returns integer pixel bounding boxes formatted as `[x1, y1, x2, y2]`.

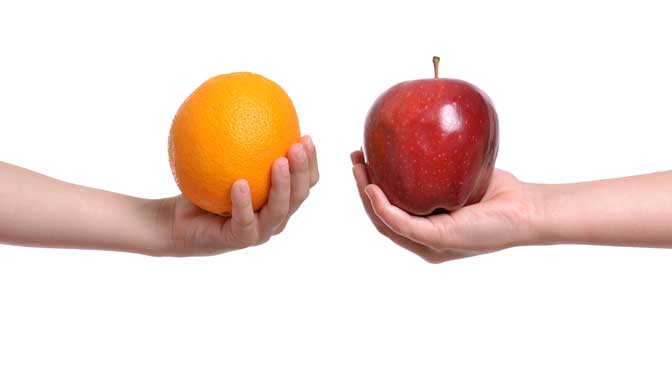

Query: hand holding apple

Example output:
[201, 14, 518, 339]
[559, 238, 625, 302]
[363, 57, 498, 215]
[356, 57, 534, 262]
[351, 150, 539, 263]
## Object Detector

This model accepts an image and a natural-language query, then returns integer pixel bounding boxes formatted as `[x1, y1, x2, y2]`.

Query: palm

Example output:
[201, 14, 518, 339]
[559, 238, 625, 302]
[352, 149, 537, 262]
[428, 170, 536, 254]
[168, 195, 235, 256]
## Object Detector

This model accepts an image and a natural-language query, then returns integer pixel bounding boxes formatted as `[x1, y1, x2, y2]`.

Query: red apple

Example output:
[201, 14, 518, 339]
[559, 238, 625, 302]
[363, 57, 499, 215]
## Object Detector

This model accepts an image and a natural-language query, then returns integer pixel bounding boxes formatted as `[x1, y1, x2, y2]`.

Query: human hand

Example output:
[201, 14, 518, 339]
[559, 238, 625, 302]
[351, 150, 541, 263]
[151, 136, 319, 257]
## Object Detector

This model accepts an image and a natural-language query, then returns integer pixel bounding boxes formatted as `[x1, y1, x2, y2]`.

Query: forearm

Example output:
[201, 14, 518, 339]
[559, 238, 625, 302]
[0, 162, 166, 254]
[532, 171, 672, 248]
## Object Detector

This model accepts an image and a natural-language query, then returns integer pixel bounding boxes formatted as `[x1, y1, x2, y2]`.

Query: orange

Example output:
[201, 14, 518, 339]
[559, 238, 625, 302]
[169, 72, 300, 215]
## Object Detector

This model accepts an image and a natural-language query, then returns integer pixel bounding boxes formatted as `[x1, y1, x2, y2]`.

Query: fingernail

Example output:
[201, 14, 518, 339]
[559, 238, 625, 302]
[279, 158, 289, 175]
[350, 152, 356, 165]
[237, 180, 249, 195]
[305, 136, 315, 151]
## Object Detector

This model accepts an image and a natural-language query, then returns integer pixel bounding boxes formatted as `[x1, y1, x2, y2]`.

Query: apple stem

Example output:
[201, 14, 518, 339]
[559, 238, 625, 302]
[433, 56, 440, 78]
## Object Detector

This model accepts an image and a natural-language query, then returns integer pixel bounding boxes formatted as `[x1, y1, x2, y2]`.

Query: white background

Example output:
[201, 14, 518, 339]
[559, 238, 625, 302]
[1, 0, 671, 371]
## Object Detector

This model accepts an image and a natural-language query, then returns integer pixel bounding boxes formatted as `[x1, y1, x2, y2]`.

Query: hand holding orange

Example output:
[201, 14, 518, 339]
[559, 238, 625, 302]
[169, 72, 301, 215]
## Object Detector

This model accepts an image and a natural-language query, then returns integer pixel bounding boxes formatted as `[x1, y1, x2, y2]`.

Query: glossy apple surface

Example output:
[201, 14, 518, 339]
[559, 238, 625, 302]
[363, 72, 498, 216]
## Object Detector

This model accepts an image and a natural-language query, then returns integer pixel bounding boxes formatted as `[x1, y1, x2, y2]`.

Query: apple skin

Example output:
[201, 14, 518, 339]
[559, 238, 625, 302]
[363, 78, 499, 216]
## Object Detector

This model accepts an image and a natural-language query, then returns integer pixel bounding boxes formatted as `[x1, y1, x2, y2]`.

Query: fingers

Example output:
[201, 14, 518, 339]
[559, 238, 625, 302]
[351, 150, 413, 239]
[365, 184, 440, 248]
[229, 180, 259, 246]
[302, 135, 319, 187]
[287, 143, 311, 212]
[351, 149, 400, 236]
[272, 138, 316, 234]
[352, 149, 480, 263]
[258, 158, 291, 238]
[352, 161, 392, 235]
[350, 150, 443, 260]
[350, 149, 365, 165]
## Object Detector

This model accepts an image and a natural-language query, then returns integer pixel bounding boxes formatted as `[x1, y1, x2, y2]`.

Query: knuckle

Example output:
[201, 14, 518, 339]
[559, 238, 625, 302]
[257, 234, 271, 245]
[415, 245, 446, 264]
[373, 222, 388, 236]
[422, 256, 443, 265]
[277, 203, 292, 218]
[421, 253, 444, 264]
[311, 172, 320, 186]
[276, 208, 290, 221]
[237, 215, 256, 230]
[235, 234, 256, 248]
[272, 202, 291, 219]
[242, 235, 259, 247]
[231, 223, 258, 247]
[299, 188, 310, 202]
[292, 188, 310, 204]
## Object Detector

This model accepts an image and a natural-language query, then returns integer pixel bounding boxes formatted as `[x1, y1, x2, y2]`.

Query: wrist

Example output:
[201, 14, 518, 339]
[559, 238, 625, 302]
[521, 182, 558, 247]
[524, 181, 576, 247]
[133, 197, 176, 256]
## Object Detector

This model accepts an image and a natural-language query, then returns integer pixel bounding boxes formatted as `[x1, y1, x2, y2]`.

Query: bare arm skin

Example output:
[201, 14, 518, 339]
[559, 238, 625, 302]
[0, 161, 162, 254]
[0, 136, 319, 256]
[351, 150, 672, 263]
[533, 171, 672, 248]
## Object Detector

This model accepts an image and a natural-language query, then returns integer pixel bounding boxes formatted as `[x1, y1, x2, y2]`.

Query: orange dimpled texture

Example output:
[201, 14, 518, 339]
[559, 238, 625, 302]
[169, 72, 300, 215]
